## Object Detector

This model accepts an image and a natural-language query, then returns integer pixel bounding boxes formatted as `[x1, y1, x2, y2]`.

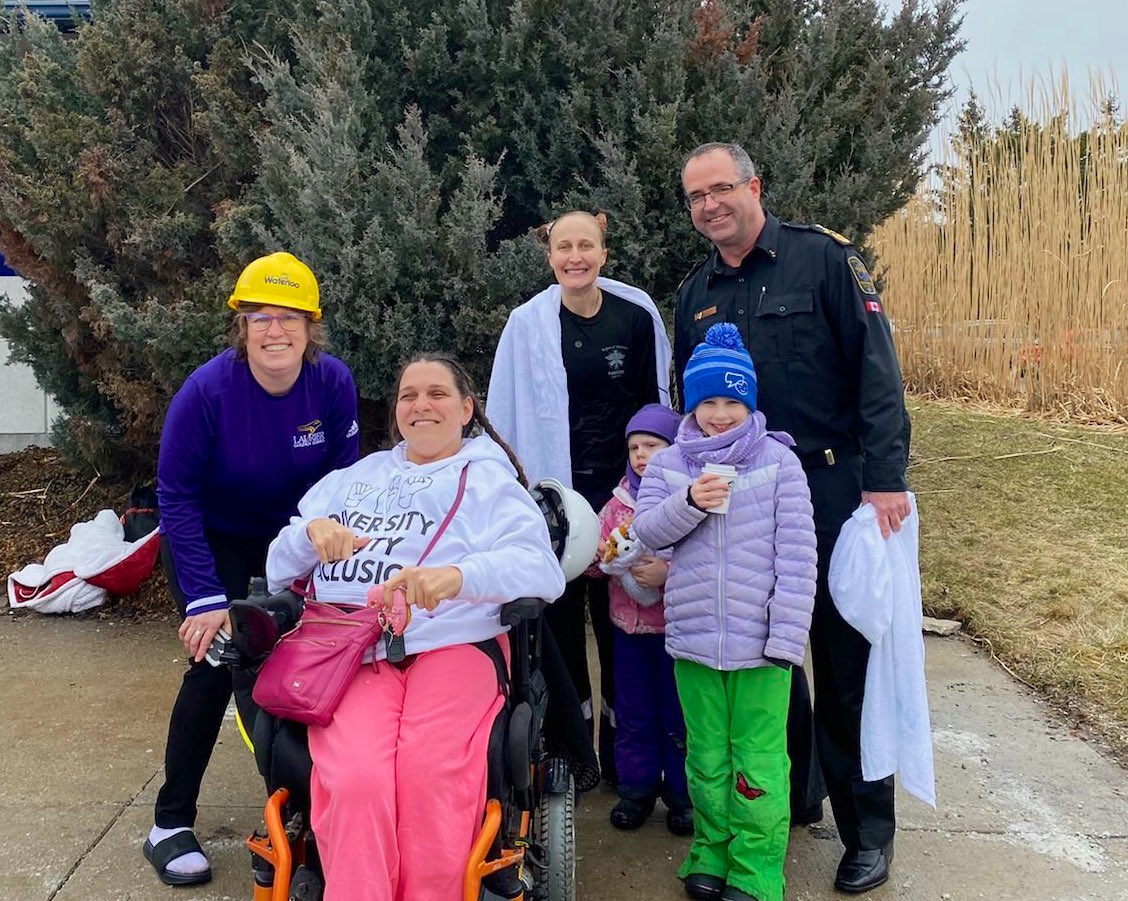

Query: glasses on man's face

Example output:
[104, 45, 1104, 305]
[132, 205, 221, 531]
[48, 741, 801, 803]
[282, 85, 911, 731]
[684, 177, 752, 210]
[241, 312, 307, 333]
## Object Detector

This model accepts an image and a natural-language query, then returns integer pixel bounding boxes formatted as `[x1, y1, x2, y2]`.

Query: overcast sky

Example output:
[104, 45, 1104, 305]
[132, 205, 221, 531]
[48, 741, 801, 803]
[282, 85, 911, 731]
[942, 0, 1126, 125]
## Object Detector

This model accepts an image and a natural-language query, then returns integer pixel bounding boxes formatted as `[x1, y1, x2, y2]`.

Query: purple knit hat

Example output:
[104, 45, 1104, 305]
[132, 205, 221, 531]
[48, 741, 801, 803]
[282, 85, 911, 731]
[624, 403, 682, 495]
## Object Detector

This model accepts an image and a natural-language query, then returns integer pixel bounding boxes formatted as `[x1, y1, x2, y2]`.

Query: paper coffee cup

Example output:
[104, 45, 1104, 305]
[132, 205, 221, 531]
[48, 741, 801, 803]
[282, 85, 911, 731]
[701, 463, 737, 514]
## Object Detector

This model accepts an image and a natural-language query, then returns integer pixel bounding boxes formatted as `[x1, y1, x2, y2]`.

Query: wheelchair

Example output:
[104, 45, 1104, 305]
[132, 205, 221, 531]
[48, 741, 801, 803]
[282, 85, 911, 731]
[224, 578, 578, 901]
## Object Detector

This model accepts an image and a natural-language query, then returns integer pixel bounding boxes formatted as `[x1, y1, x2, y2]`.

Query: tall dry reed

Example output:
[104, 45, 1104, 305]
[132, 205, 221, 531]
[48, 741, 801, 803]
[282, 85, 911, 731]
[874, 72, 1128, 423]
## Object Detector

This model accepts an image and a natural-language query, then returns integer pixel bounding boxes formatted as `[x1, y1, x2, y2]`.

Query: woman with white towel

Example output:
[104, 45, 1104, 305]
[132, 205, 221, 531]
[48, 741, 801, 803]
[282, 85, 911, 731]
[487, 211, 671, 783]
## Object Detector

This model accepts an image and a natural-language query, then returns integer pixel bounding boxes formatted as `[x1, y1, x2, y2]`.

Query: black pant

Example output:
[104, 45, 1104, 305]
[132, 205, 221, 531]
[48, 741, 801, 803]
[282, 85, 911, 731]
[787, 665, 827, 814]
[544, 573, 617, 784]
[800, 457, 896, 850]
[154, 532, 269, 828]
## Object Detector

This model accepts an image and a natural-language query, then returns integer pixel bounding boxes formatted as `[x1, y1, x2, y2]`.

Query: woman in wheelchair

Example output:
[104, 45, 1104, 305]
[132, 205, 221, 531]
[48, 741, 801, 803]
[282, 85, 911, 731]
[264, 353, 566, 901]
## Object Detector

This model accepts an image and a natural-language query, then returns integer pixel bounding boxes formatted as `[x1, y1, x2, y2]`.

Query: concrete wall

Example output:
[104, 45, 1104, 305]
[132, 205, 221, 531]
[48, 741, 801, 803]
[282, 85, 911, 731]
[0, 276, 59, 454]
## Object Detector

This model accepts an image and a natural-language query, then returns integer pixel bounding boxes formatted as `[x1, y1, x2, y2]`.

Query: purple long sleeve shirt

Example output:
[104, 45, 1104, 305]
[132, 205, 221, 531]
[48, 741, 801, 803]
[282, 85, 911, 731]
[157, 349, 360, 613]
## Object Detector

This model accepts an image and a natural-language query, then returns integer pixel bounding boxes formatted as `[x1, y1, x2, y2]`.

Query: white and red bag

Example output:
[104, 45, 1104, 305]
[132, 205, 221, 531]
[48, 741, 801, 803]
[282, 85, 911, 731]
[7, 508, 160, 614]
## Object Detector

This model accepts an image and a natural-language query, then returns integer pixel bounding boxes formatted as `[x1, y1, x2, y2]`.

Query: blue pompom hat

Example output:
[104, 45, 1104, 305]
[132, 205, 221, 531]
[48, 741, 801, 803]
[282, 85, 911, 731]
[682, 323, 758, 413]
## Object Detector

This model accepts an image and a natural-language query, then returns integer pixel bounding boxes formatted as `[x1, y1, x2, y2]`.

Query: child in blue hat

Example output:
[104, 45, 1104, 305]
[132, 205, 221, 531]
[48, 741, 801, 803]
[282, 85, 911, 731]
[634, 324, 818, 901]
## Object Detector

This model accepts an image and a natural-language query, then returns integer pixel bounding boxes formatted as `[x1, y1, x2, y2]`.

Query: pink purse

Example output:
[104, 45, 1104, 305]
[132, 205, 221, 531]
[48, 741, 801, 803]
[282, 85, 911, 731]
[251, 600, 385, 726]
[252, 464, 469, 726]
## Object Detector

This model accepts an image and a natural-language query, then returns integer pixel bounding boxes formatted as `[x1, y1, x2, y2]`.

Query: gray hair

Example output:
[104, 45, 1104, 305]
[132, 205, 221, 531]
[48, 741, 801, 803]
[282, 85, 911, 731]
[682, 142, 758, 181]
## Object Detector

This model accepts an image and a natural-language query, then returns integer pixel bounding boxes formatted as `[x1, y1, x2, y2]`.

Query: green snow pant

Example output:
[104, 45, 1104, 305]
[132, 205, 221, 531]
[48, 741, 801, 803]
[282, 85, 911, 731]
[674, 660, 792, 901]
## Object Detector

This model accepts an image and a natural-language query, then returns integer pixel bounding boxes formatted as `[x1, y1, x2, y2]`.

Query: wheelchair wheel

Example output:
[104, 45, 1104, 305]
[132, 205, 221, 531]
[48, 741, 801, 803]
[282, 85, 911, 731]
[289, 864, 323, 900]
[531, 768, 575, 901]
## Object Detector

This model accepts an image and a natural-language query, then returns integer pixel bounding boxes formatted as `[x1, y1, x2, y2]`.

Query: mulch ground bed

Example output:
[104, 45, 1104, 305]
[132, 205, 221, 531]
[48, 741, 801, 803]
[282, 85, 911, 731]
[0, 447, 171, 620]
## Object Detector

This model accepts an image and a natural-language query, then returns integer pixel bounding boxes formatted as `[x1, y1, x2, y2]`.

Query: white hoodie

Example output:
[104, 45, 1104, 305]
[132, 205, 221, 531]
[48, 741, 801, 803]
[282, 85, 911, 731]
[267, 435, 566, 659]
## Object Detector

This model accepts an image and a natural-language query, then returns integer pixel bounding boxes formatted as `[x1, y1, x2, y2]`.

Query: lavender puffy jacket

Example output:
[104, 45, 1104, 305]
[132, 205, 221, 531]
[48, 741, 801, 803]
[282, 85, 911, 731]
[633, 411, 817, 669]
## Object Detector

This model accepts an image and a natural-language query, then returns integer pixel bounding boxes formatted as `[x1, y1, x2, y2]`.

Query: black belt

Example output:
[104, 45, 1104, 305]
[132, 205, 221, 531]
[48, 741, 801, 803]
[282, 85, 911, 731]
[796, 442, 859, 471]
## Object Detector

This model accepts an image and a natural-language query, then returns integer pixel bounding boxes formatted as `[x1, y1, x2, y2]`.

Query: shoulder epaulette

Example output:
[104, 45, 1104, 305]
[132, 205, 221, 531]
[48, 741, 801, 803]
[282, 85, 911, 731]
[809, 223, 853, 246]
[676, 256, 710, 295]
[780, 220, 855, 247]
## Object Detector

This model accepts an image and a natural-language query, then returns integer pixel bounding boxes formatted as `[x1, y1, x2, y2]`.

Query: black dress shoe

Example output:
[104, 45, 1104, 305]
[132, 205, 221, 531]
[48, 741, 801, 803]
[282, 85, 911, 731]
[609, 796, 655, 830]
[682, 872, 726, 900]
[834, 845, 892, 894]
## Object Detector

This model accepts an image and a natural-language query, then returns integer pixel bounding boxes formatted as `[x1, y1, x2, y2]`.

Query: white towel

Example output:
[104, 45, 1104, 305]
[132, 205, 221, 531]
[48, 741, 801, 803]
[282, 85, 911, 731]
[486, 277, 671, 487]
[8, 509, 159, 614]
[829, 495, 936, 807]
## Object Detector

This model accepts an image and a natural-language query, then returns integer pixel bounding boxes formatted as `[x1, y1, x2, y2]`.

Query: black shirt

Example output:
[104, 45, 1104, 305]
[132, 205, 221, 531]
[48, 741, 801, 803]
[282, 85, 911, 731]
[673, 213, 910, 494]
[560, 290, 659, 493]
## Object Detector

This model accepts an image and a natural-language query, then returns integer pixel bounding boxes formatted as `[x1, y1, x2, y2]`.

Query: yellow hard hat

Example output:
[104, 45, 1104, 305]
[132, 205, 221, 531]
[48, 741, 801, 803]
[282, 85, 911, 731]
[227, 252, 321, 320]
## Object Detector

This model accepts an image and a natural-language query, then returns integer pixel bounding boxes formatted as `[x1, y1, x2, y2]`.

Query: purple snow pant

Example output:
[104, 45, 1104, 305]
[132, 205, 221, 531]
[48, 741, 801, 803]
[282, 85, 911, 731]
[613, 628, 689, 806]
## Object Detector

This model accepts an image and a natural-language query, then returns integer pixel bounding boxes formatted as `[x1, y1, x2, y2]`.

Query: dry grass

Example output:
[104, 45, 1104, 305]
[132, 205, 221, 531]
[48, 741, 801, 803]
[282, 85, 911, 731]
[874, 72, 1128, 423]
[911, 395, 1128, 756]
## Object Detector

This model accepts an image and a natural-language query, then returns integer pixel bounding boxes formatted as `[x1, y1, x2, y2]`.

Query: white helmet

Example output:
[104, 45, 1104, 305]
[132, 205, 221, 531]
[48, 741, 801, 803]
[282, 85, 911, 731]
[531, 478, 600, 582]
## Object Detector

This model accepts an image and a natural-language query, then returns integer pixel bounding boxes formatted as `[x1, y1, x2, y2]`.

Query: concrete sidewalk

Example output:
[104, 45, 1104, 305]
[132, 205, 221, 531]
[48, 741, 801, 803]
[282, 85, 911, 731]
[1, 612, 1126, 901]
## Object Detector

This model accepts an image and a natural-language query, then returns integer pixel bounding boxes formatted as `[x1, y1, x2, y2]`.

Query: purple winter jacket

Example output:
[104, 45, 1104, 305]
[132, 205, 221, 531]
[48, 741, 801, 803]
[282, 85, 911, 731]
[633, 411, 817, 670]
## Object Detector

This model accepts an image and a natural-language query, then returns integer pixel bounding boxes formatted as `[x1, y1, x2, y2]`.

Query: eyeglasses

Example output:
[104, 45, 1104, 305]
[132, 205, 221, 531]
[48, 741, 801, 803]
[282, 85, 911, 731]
[241, 312, 308, 332]
[684, 177, 752, 210]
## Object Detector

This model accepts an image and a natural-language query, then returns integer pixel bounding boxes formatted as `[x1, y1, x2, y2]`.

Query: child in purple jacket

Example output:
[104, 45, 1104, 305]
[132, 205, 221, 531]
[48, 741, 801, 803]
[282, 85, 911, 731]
[633, 324, 817, 901]
[587, 403, 693, 836]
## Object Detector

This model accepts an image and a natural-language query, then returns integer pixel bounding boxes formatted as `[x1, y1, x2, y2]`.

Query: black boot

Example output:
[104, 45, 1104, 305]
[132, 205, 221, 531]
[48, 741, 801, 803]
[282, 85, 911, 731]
[720, 888, 762, 901]
[682, 873, 725, 901]
[609, 796, 655, 830]
[666, 802, 694, 836]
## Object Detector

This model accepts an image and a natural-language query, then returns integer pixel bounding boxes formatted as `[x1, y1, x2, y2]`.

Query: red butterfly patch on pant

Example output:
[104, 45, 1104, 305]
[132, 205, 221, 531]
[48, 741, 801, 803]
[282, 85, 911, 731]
[735, 772, 765, 801]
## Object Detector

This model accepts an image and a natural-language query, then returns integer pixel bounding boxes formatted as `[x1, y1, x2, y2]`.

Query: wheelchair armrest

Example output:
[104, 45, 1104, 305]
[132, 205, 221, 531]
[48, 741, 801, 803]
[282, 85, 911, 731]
[500, 597, 546, 627]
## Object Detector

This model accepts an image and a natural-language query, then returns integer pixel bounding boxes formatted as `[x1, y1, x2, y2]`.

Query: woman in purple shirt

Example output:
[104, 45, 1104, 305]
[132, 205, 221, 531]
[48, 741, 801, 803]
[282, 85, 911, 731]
[143, 253, 360, 888]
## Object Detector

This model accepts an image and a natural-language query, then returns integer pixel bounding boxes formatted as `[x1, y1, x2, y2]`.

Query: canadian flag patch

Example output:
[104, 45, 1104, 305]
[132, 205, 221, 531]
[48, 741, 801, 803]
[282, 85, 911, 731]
[865, 300, 883, 313]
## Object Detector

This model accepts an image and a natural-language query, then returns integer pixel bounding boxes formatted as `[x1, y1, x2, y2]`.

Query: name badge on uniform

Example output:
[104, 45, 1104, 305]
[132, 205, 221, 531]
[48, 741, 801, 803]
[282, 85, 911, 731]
[694, 305, 718, 322]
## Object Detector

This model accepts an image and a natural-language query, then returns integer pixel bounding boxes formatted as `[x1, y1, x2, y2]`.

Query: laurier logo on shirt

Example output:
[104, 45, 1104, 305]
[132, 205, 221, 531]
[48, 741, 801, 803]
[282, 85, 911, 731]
[293, 419, 326, 449]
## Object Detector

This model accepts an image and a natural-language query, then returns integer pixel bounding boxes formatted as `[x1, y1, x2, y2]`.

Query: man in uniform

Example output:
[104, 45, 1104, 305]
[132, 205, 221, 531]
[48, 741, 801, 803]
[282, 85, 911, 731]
[673, 142, 911, 897]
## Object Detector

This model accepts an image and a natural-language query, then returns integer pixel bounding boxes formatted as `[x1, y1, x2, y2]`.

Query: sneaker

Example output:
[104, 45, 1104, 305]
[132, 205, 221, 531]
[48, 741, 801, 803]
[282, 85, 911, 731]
[609, 796, 656, 830]
[666, 803, 695, 836]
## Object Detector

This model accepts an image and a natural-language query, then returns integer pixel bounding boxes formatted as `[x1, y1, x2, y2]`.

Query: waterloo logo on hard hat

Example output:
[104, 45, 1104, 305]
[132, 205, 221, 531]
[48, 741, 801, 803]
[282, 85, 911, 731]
[228, 251, 322, 320]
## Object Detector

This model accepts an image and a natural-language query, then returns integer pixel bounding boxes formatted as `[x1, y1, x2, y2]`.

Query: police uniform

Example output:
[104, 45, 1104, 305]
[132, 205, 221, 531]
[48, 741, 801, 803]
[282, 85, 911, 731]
[673, 211, 910, 852]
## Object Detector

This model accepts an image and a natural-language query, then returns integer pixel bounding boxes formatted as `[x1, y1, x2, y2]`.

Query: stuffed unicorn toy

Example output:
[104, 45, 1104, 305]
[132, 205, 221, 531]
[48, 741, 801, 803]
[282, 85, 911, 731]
[599, 521, 662, 607]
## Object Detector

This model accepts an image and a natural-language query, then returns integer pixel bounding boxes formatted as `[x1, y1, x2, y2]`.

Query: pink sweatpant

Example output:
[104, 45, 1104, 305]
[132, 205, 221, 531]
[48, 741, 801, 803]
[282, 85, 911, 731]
[308, 640, 507, 901]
